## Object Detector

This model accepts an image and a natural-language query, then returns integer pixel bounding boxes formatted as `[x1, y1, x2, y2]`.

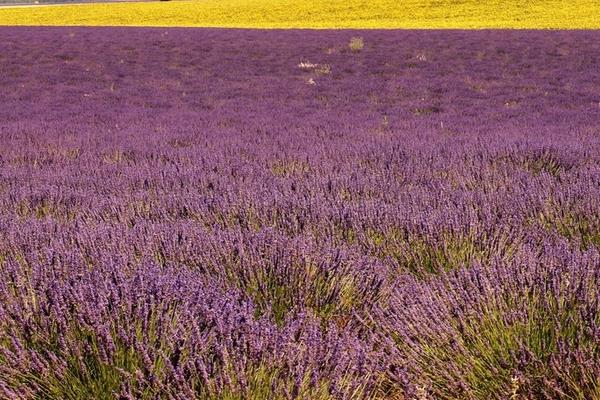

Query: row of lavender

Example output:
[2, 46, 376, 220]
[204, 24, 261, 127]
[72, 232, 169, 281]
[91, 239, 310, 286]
[0, 28, 599, 399]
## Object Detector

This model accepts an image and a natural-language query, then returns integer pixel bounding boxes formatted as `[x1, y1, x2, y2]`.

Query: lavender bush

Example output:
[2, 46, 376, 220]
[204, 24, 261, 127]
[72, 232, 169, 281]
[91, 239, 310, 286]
[0, 27, 598, 399]
[374, 243, 599, 399]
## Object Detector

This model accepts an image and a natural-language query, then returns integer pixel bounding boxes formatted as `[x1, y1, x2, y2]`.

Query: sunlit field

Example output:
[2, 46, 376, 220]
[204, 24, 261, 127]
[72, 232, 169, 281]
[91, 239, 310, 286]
[1, 0, 599, 399]
[0, 0, 599, 28]
[0, 27, 598, 399]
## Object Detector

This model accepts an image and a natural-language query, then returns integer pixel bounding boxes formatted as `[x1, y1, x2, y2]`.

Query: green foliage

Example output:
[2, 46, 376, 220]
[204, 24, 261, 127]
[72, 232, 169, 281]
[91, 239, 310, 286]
[198, 364, 336, 400]
[365, 228, 518, 278]
[269, 159, 311, 178]
[536, 202, 600, 250]
[3, 304, 179, 400]
[226, 256, 361, 326]
[405, 287, 598, 399]
[521, 150, 566, 176]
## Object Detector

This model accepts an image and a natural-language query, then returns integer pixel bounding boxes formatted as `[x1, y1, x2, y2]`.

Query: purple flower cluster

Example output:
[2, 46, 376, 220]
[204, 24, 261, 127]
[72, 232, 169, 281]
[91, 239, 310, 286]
[0, 27, 598, 399]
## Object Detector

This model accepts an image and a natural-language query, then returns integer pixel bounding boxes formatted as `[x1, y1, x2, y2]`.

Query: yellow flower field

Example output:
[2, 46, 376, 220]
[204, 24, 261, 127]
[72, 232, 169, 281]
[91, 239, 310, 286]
[0, 0, 598, 29]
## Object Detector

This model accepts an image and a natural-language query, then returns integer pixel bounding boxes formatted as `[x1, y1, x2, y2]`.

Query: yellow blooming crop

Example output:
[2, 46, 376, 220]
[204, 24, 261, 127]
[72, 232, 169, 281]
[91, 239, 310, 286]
[0, 0, 598, 28]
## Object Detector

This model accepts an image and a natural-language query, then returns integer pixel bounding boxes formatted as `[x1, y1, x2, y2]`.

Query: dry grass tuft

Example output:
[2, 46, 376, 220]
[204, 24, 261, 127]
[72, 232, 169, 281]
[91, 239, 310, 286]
[349, 36, 364, 52]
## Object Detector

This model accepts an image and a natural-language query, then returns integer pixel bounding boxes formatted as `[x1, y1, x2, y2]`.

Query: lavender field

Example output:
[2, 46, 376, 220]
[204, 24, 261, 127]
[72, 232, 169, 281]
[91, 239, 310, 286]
[0, 27, 599, 399]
